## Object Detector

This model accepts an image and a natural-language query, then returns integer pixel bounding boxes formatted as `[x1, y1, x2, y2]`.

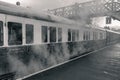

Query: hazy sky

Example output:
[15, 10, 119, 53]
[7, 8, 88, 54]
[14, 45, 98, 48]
[0, 0, 120, 28]
[0, 0, 91, 10]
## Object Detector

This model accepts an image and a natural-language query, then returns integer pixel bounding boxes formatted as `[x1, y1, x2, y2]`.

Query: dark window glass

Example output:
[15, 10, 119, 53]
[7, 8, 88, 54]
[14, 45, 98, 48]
[50, 27, 56, 42]
[89, 32, 90, 40]
[100, 33, 103, 39]
[68, 29, 72, 41]
[84, 31, 90, 41]
[93, 32, 96, 40]
[87, 32, 90, 40]
[93, 32, 98, 40]
[76, 30, 79, 41]
[86, 31, 89, 40]
[0, 21, 3, 46]
[42, 26, 48, 42]
[8, 22, 22, 45]
[26, 24, 34, 44]
[85, 31, 88, 40]
[83, 32, 86, 40]
[72, 30, 75, 41]
[95, 32, 98, 40]
[58, 28, 62, 42]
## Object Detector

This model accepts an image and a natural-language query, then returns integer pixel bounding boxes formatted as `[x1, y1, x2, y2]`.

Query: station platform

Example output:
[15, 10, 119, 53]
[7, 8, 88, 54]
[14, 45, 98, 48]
[18, 43, 120, 80]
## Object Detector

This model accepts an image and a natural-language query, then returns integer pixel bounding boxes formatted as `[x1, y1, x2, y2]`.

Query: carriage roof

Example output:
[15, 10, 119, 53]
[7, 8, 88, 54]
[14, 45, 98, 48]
[0, 1, 78, 25]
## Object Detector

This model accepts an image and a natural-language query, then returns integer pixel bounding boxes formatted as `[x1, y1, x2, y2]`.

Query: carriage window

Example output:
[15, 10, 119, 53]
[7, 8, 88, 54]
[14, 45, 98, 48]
[50, 27, 56, 42]
[93, 32, 97, 40]
[84, 31, 87, 40]
[26, 24, 34, 44]
[95, 32, 98, 40]
[68, 29, 72, 41]
[83, 32, 86, 40]
[72, 30, 75, 41]
[58, 28, 62, 42]
[100, 33, 103, 39]
[75, 30, 79, 41]
[83, 31, 90, 41]
[42, 26, 48, 42]
[93, 32, 95, 40]
[88, 32, 90, 40]
[86, 31, 89, 40]
[8, 22, 22, 45]
[0, 21, 3, 46]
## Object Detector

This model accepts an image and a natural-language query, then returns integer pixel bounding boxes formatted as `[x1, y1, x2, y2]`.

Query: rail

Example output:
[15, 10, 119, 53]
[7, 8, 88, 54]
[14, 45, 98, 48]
[0, 72, 16, 80]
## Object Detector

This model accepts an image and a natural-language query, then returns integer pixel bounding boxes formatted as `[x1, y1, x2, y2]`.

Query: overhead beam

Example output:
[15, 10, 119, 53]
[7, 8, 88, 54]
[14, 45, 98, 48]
[48, 0, 120, 21]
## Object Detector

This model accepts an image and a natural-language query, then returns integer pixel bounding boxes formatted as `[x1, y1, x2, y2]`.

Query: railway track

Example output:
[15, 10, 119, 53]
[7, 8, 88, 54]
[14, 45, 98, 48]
[0, 72, 15, 80]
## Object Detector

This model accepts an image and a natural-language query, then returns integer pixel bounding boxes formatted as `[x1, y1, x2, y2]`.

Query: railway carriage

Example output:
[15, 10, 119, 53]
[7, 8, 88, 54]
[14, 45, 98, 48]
[0, 1, 120, 79]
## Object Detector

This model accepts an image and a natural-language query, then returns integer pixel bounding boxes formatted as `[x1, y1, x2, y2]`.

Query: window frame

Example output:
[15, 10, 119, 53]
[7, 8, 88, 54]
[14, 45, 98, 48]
[41, 26, 48, 43]
[8, 22, 23, 45]
[25, 24, 34, 44]
[49, 26, 57, 43]
[0, 21, 3, 46]
[68, 29, 72, 42]
[58, 27, 62, 42]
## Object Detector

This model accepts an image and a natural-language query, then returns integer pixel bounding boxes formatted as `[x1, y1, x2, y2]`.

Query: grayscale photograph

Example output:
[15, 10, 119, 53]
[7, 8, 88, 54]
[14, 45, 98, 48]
[0, 0, 120, 80]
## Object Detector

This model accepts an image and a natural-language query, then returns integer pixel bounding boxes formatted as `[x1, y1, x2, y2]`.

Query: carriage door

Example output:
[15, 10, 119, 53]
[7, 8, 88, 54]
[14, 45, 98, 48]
[0, 14, 5, 46]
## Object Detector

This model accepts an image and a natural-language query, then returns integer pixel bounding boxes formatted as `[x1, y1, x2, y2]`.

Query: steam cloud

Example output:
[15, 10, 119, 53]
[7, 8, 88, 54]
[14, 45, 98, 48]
[7, 43, 72, 78]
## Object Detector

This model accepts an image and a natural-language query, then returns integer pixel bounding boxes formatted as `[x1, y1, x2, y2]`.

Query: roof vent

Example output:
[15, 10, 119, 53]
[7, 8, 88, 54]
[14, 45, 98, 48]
[16, 1, 20, 6]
